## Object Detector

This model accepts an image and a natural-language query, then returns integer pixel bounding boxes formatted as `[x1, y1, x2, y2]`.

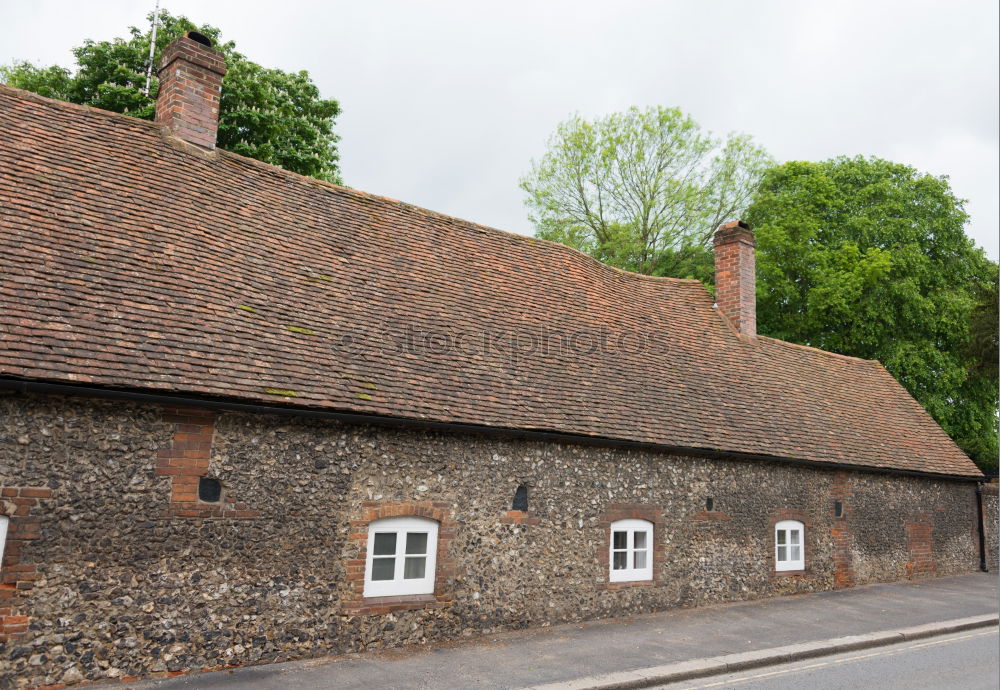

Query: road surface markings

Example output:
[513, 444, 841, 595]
[678, 628, 998, 688]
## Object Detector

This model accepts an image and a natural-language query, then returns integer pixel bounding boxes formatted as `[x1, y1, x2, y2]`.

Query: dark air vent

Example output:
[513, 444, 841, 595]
[199, 476, 222, 503]
[512, 485, 528, 512]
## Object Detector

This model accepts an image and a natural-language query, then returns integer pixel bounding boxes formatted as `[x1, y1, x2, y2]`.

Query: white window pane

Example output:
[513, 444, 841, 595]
[789, 530, 800, 545]
[403, 556, 426, 579]
[791, 546, 801, 561]
[365, 517, 439, 597]
[777, 530, 786, 545]
[613, 551, 628, 570]
[609, 519, 654, 582]
[777, 546, 787, 562]
[373, 533, 397, 556]
[406, 532, 428, 555]
[371, 557, 395, 580]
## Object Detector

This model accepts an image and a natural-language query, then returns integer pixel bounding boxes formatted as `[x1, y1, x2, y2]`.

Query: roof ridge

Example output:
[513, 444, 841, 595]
[757, 335, 879, 365]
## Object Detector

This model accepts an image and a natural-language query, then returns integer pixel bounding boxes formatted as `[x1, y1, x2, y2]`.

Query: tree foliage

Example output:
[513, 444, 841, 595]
[966, 263, 999, 383]
[520, 106, 773, 278]
[746, 156, 998, 471]
[0, 62, 73, 100]
[0, 11, 342, 183]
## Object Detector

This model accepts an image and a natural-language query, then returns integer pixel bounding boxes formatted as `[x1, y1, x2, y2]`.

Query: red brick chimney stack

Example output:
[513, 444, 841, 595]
[713, 220, 757, 339]
[154, 31, 227, 150]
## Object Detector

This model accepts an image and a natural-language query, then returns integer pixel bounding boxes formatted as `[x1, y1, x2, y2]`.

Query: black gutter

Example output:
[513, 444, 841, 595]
[975, 483, 989, 572]
[0, 377, 984, 484]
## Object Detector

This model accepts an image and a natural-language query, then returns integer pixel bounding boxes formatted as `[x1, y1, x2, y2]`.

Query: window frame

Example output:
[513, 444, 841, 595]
[774, 519, 805, 572]
[363, 516, 439, 598]
[0, 515, 8, 575]
[608, 518, 654, 583]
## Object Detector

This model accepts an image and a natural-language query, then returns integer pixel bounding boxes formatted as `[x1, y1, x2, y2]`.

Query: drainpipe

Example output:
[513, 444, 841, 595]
[975, 483, 988, 572]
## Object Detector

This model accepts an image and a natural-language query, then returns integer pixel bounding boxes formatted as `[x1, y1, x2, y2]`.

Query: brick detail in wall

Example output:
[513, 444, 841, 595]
[154, 34, 227, 149]
[598, 504, 666, 590]
[905, 514, 937, 578]
[155, 407, 258, 519]
[0, 486, 48, 642]
[831, 471, 854, 589]
[713, 221, 757, 338]
[499, 510, 539, 525]
[343, 502, 458, 616]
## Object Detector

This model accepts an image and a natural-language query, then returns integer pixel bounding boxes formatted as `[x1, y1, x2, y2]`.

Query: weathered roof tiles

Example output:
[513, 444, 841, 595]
[0, 84, 981, 478]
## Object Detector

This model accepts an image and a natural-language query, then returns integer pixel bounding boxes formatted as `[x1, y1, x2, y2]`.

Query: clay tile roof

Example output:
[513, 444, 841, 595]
[0, 85, 981, 478]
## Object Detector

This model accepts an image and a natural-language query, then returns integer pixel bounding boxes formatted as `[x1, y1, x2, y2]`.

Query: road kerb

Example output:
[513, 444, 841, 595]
[525, 613, 999, 690]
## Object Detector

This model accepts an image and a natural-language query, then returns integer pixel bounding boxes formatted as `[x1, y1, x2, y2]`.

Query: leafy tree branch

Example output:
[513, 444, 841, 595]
[520, 106, 773, 279]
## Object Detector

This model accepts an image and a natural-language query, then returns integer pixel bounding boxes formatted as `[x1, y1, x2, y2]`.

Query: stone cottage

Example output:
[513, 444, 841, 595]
[0, 32, 991, 687]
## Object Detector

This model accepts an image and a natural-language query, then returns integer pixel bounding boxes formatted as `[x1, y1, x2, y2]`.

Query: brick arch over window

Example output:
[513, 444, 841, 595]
[343, 501, 458, 615]
[769, 508, 812, 577]
[598, 504, 665, 590]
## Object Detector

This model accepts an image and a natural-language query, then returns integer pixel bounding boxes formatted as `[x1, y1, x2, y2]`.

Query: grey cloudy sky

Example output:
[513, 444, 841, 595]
[3, 0, 997, 259]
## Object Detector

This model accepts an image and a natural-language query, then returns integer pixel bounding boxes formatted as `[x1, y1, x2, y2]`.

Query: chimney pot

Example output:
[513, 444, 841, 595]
[185, 30, 214, 47]
[154, 32, 227, 149]
[713, 220, 757, 339]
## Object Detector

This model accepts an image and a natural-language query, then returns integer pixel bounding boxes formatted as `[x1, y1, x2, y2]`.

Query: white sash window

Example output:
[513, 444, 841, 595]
[364, 517, 439, 597]
[775, 520, 805, 571]
[609, 519, 653, 582]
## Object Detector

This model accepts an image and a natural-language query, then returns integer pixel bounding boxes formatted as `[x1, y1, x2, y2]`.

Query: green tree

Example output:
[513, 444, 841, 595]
[0, 62, 73, 100]
[0, 11, 342, 183]
[520, 106, 773, 278]
[746, 156, 998, 471]
[966, 263, 999, 383]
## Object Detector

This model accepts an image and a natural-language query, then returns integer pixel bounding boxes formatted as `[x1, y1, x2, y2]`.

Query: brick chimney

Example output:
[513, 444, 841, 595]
[713, 220, 756, 338]
[155, 31, 226, 149]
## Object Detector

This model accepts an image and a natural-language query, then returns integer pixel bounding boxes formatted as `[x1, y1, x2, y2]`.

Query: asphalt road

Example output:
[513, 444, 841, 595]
[658, 628, 1000, 690]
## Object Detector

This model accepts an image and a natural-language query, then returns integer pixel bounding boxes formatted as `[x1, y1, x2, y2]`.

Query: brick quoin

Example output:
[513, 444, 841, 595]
[905, 514, 937, 578]
[155, 407, 259, 519]
[831, 471, 855, 589]
[0, 486, 49, 642]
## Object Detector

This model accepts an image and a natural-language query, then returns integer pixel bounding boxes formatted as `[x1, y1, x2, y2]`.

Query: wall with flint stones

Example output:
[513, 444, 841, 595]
[0, 391, 982, 687]
[983, 482, 998, 573]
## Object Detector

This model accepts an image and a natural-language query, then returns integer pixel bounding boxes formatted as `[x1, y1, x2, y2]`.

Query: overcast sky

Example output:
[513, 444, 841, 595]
[3, 0, 997, 259]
